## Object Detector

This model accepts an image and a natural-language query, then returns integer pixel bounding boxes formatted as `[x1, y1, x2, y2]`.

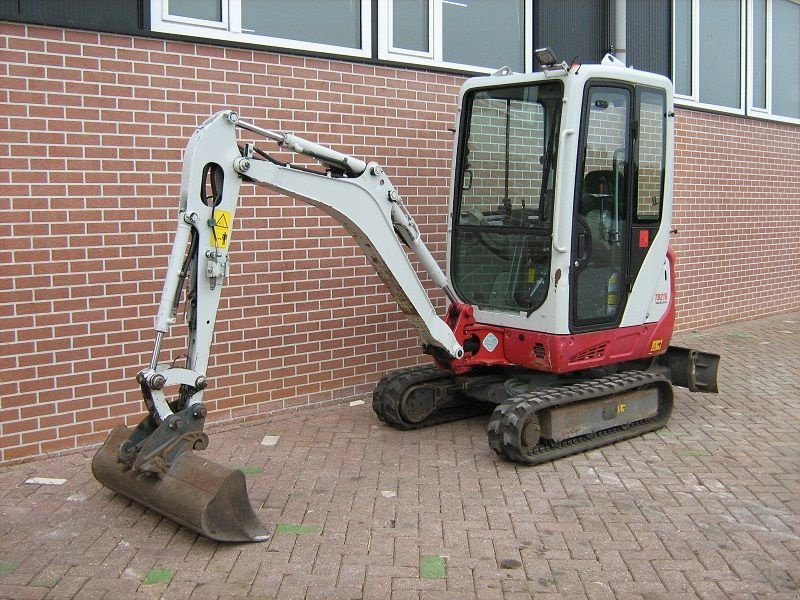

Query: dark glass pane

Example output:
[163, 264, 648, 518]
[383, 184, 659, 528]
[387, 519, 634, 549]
[393, 0, 429, 52]
[169, 0, 222, 22]
[772, 0, 800, 118]
[242, 0, 361, 48]
[443, 0, 523, 71]
[753, 0, 767, 109]
[698, 0, 741, 108]
[674, 0, 692, 96]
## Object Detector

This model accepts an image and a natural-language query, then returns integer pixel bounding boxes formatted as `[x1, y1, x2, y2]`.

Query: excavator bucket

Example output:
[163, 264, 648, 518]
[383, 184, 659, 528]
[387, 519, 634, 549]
[92, 424, 269, 543]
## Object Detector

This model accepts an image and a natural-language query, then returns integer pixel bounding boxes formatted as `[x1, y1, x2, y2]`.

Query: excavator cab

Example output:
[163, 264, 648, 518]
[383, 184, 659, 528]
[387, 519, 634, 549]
[450, 59, 674, 345]
[93, 54, 718, 542]
[433, 57, 711, 376]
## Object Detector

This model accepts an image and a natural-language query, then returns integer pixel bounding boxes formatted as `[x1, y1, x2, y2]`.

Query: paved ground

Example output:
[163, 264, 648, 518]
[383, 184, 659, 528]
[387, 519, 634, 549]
[1, 312, 799, 600]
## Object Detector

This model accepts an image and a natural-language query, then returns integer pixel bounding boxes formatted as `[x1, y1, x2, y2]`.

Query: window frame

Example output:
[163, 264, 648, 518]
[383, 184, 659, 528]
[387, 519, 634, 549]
[672, 0, 747, 115]
[378, 0, 534, 74]
[151, 0, 373, 59]
[746, 0, 800, 124]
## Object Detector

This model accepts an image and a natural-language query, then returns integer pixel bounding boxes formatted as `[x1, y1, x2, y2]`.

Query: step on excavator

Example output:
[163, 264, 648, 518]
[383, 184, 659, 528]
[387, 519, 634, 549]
[93, 52, 720, 542]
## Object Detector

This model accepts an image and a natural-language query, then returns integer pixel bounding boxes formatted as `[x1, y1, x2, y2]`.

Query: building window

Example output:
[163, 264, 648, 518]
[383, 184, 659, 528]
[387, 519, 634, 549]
[155, 0, 530, 73]
[380, 0, 530, 73]
[152, 0, 371, 58]
[673, 0, 745, 112]
[749, 0, 800, 120]
[674, 0, 799, 123]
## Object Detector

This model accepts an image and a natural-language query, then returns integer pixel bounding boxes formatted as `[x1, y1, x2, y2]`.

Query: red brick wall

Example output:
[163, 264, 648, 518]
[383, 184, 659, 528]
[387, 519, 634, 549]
[2, 23, 799, 463]
[672, 111, 800, 329]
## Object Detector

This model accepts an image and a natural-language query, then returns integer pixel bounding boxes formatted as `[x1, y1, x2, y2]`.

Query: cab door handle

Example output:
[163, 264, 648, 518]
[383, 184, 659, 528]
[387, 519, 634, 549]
[577, 232, 588, 261]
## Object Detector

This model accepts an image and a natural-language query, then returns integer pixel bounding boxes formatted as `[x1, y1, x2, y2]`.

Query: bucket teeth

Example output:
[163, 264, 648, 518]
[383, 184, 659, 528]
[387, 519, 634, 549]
[92, 420, 269, 543]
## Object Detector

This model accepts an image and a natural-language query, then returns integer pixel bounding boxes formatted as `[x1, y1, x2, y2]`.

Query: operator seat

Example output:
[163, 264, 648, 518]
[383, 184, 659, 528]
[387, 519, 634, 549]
[581, 170, 615, 267]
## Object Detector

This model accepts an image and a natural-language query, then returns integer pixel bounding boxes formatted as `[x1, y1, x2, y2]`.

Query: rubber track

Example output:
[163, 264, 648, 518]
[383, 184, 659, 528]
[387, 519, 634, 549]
[372, 365, 491, 430]
[487, 370, 673, 465]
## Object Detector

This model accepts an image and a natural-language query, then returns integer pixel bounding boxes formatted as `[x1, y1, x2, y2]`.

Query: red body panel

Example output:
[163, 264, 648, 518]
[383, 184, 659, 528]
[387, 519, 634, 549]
[440, 248, 677, 375]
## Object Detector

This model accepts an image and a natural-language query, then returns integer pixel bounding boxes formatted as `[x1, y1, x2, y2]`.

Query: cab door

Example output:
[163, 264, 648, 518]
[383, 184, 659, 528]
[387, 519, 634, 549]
[570, 84, 632, 331]
[569, 83, 670, 333]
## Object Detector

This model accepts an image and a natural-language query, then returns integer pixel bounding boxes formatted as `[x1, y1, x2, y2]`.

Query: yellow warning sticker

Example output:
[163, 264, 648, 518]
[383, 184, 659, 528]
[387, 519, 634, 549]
[210, 209, 232, 248]
[650, 339, 663, 353]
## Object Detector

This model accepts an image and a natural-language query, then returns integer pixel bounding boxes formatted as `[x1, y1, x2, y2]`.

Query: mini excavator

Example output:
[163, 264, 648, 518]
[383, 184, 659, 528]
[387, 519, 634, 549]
[93, 53, 719, 542]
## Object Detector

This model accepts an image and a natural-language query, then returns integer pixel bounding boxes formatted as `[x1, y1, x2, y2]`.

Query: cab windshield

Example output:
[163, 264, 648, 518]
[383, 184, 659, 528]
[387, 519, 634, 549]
[451, 81, 563, 314]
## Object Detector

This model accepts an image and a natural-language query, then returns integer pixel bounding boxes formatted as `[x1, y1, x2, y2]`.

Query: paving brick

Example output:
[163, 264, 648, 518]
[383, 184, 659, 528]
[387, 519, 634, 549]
[36, 575, 89, 599]
[361, 573, 391, 599]
[0, 585, 47, 600]
[1, 312, 799, 598]
[419, 592, 478, 600]
[190, 581, 251, 598]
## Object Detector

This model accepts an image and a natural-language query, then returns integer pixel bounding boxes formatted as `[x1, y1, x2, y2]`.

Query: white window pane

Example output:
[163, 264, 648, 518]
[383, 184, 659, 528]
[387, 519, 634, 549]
[169, 0, 222, 21]
[393, 0, 429, 52]
[698, 0, 741, 108]
[752, 0, 767, 109]
[242, 0, 361, 49]
[442, 0, 524, 71]
[674, 0, 692, 96]
[772, 0, 800, 118]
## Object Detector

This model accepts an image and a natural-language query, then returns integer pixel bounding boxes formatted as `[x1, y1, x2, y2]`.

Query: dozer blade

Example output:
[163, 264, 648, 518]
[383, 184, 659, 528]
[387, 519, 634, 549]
[92, 425, 270, 543]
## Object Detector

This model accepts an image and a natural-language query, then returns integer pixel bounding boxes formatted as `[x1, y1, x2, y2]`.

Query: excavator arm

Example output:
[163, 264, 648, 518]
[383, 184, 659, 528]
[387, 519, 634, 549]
[142, 110, 463, 424]
[93, 110, 464, 542]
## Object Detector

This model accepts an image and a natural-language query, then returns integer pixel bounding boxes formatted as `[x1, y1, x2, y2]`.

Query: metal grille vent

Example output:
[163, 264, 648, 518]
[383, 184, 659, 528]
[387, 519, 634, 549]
[570, 343, 607, 363]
